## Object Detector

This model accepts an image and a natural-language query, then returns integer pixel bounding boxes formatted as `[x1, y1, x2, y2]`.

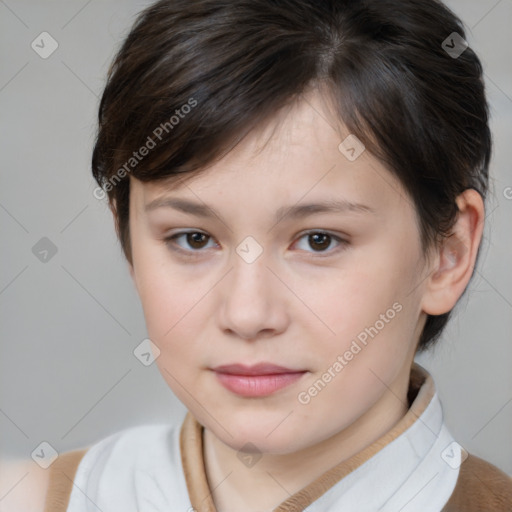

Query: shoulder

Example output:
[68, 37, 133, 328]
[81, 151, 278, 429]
[1, 423, 182, 512]
[73, 422, 178, 476]
[0, 447, 91, 512]
[44, 422, 184, 511]
[0, 457, 53, 512]
[442, 453, 512, 511]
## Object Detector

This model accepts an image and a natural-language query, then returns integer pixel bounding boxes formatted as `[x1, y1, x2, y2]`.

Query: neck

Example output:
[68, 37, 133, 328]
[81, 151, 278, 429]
[202, 370, 411, 512]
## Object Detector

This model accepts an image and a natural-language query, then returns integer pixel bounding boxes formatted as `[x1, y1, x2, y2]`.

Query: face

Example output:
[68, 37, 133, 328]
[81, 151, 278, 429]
[128, 91, 430, 455]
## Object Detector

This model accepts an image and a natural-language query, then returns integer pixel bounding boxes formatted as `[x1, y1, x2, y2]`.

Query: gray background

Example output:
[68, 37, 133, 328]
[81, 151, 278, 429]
[1, 0, 511, 477]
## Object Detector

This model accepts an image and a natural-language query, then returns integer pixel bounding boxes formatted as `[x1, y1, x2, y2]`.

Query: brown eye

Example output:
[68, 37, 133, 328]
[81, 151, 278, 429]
[185, 232, 209, 249]
[164, 231, 215, 255]
[308, 233, 331, 251]
[293, 231, 348, 255]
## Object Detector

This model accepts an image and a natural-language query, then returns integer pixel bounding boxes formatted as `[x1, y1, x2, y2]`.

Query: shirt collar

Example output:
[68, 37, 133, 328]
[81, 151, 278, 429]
[179, 362, 460, 512]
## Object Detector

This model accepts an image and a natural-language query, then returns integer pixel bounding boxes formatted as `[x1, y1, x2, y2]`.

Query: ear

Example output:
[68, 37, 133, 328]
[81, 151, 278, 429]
[421, 189, 485, 316]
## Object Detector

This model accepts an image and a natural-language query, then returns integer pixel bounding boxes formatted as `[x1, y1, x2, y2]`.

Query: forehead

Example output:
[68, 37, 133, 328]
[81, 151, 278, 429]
[130, 91, 409, 216]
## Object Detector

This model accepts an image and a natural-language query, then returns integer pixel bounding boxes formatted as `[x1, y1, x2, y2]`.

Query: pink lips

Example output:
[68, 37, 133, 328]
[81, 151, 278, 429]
[212, 363, 307, 397]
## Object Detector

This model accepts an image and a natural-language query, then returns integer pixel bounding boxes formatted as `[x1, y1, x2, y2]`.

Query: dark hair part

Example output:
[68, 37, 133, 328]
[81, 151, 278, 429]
[92, 0, 491, 352]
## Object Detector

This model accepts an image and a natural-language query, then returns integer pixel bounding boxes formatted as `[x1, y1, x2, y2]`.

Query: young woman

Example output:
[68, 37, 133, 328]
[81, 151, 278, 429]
[11, 0, 512, 510]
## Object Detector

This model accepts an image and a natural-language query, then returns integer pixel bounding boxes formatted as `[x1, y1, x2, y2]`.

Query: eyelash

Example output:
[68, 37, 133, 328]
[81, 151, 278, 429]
[163, 230, 348, 258]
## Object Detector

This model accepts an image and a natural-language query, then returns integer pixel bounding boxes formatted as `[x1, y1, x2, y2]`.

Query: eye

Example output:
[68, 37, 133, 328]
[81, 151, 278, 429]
[163, 230, 348, 257]
[164, 231, 217, 255]
[293, 231, 347, 255]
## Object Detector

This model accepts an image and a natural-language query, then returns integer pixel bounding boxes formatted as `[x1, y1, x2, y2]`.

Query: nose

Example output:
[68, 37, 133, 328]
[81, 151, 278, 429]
[217, 252, 289, 341]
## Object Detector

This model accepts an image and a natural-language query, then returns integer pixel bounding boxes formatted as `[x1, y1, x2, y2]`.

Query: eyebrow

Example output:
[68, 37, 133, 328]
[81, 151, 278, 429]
[145, 197, 376, 224]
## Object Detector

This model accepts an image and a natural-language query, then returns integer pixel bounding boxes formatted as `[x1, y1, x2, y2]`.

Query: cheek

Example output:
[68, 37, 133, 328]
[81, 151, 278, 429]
[137, 266, 207, 395]
[132, 243, 198, 342]
[300, 263, 392, 336]
[302, 249, 420, 360]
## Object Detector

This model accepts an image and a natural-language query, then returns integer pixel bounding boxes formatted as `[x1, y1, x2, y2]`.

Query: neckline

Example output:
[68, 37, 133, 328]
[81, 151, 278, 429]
[179, 362, 435, 512]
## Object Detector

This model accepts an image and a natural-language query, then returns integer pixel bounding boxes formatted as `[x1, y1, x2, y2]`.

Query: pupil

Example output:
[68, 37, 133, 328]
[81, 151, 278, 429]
[189, 233, 206, 248]
[311, 233, 329, 251]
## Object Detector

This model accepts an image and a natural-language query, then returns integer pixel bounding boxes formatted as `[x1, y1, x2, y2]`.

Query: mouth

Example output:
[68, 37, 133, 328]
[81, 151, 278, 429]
[211, 363, 308, 397]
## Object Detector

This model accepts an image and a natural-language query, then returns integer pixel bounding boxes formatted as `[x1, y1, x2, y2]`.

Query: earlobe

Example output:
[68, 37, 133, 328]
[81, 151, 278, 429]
[421, 189, 485, 316]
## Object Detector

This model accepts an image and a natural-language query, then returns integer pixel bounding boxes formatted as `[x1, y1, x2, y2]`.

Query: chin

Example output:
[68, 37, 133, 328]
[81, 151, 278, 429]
[209, 414, 307, 454]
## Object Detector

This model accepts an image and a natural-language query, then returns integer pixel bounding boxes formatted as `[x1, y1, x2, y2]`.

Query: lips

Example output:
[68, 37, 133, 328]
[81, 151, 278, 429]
[211, 363, 307, 397]
[212, 363, 303, 376]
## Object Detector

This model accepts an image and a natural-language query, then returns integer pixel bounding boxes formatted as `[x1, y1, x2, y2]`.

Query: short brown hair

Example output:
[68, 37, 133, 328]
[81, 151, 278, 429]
[92, 0, 491, 352]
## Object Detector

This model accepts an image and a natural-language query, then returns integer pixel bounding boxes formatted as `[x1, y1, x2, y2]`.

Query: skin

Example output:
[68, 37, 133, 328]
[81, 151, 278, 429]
[126, 90, 484, 511]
